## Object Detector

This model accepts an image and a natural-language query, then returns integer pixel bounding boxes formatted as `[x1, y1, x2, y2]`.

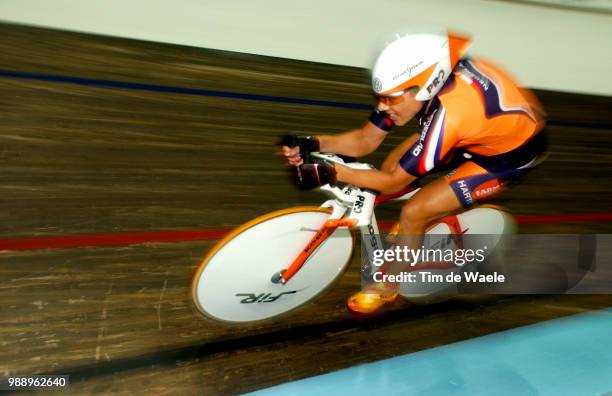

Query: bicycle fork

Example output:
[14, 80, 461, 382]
[272, 189, 380, 285]
[272, 217, 357, 284]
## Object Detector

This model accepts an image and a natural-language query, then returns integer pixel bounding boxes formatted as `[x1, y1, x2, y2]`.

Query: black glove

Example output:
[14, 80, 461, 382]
[292, 158, 337, 190]
[279, 135, 320, 163]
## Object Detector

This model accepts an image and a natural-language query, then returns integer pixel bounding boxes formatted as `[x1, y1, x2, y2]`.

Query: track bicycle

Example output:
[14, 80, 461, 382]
[192, 153, 515, 323]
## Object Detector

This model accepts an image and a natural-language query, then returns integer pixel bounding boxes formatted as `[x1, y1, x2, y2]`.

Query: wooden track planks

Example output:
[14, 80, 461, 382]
[0, 22, 611, 393]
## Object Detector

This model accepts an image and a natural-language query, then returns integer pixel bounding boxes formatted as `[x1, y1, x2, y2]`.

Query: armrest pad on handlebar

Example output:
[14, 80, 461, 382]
[311, 152, 372, 170]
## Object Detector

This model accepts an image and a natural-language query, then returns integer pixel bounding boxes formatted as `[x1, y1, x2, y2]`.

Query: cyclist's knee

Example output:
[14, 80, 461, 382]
[399, 200, 430, 230]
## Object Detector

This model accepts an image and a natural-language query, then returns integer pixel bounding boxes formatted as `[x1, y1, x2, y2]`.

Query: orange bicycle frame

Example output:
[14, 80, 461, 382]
[280, 218, 357, 283]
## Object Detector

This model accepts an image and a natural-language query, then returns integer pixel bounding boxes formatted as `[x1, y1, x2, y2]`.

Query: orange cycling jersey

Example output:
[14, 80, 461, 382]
[402, 58, 544, 174]
[442, 59, 543, 155]
[369, 58, 546, 206]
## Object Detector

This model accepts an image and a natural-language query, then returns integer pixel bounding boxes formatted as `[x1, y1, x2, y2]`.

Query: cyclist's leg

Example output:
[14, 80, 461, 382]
[373, 176, 464, 279]
[395, 161, 512, 261]
[445, 160, 516, 207]
[348, 155, 532, 314]
[398, 176, 463, 235]
[347, 174, 465, 315]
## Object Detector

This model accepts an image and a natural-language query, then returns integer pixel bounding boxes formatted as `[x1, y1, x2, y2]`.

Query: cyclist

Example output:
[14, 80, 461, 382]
[280, 30, 546, 315]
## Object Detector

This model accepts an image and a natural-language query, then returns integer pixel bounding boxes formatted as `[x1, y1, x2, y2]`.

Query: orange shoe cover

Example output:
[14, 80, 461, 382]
[346, 283, 399, 316]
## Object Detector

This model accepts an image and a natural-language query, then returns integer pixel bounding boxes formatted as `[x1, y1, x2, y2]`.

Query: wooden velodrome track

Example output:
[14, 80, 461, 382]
[1, 23, 612, 395]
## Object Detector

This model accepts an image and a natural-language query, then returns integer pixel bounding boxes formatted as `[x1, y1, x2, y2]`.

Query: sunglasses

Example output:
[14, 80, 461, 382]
[374, 91, 406, 106]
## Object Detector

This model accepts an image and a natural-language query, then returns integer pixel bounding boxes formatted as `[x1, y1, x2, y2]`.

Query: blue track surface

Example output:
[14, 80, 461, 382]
[247, 309, 612, 396]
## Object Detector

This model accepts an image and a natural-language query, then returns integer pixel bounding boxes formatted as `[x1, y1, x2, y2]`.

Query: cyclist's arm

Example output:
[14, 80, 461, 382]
[317, 121, 387, 157]
[381, 133, 419, 173]
[335, 103, 461, 194]
[335, 164, 417, 195]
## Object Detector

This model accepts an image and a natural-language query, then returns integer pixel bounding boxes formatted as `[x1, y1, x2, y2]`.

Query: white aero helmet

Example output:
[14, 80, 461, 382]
[372, 31, 471, 101]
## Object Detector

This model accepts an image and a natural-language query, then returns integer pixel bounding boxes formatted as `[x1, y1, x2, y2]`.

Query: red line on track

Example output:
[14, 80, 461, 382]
[0, 229, 232, 252]
[514, 213, 612, 224]
[1, 213, 611, 252]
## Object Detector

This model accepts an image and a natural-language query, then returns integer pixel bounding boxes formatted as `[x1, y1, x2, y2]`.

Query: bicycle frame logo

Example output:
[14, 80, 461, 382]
[235, 291, 298, 304]
[352, 195, 366, 213]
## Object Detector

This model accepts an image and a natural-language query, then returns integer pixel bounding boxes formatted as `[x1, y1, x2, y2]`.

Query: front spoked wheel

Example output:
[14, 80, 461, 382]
[192, 207, 354, 323]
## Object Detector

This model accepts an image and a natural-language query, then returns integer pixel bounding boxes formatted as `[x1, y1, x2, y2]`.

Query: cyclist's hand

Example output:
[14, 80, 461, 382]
[280, 145, 303, 166]
[292, 158, 337, 190]
[278, 135, 320, 166]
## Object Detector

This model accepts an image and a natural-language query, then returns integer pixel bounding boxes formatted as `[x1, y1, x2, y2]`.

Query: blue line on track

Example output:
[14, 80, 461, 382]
[0, 69, 371, 110]
[1, 69, 611, 130]
[247, 309, 612, 396]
